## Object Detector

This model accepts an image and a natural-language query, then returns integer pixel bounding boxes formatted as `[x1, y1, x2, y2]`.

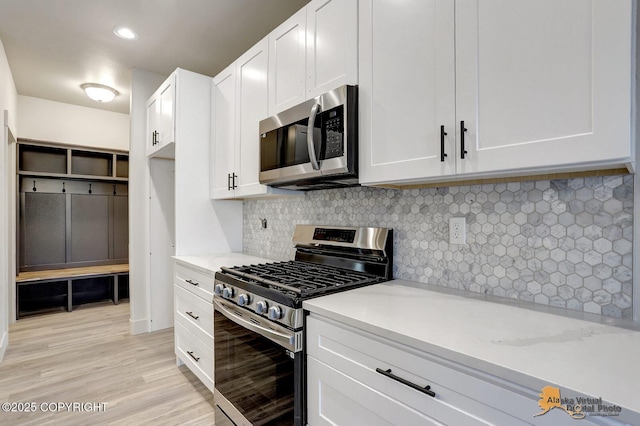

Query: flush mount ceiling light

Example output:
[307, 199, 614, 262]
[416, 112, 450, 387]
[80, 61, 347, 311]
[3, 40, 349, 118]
[113, 26, 138, 40]
[81, 83, 119, 103]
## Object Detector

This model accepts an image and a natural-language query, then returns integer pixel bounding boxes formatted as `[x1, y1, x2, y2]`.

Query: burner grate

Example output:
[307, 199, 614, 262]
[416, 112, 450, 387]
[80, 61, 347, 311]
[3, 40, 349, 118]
[221, 261, 381, 298]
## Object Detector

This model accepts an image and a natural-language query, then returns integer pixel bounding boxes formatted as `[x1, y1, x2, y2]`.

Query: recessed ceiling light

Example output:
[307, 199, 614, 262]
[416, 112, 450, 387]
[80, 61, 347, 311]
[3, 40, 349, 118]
[81, 83, 119, 103]
[113, 26, 138, 40]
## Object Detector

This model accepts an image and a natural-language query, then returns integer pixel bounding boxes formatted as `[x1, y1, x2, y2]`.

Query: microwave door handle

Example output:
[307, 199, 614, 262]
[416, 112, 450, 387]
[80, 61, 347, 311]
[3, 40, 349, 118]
[307, 103, 321, 170]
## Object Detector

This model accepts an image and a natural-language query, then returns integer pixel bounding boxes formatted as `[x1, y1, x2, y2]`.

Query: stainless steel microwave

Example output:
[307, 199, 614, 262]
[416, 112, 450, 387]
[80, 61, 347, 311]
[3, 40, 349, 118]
[259, 85, 358, 190]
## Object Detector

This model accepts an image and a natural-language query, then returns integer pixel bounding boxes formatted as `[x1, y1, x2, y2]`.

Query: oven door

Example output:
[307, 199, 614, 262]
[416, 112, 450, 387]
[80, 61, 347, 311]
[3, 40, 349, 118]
[213, 297, 303, 426]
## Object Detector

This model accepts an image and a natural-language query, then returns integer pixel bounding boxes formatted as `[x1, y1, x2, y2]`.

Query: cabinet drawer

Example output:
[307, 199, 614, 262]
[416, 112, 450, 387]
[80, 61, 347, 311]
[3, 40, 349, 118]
[308, 356, 444, 425]
[307, 315, 539, 426]
[175, 321, 214, 391]
[174, 263, 214, 301]
[174, 284, 213, 339]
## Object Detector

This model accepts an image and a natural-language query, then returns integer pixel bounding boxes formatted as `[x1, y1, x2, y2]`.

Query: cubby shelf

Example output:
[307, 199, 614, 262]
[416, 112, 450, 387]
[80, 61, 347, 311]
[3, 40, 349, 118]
[18, 140, 128, 181]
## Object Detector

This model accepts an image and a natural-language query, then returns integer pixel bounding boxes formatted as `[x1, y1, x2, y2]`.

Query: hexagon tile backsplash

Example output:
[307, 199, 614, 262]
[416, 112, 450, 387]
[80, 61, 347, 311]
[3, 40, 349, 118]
[243, 175, 634, 319]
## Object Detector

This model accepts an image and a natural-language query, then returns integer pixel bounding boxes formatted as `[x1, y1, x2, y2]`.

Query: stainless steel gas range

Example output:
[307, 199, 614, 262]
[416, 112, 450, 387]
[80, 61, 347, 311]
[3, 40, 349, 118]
[213, 225, 393, 426]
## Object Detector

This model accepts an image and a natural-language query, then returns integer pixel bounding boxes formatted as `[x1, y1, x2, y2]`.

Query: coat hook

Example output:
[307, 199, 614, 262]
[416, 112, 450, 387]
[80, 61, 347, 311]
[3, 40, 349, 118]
[88, 183, 92, 194]
[62, 182, 66, 193]
[32, 180, 37, 192]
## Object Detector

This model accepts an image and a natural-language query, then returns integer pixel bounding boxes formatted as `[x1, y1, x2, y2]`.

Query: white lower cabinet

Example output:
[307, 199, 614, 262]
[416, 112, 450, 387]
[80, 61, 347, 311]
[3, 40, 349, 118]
[306, 315, 616, 426]
[174, 261, 214, 392]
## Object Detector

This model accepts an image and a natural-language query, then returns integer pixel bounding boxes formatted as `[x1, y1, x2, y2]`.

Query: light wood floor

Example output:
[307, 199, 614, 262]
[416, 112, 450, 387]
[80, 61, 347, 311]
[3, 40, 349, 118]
[0, 302, 215, 425]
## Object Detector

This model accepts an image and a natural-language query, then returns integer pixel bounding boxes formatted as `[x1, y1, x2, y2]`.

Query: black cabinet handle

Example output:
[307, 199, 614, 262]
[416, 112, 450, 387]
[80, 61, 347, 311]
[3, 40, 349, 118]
[227, 173, 232, 191]
[232, 173, 238, 190]
[460, 121, 468, 159]
[440, 125, 448, 162]
[185, 279, 199, 287]
[186, 311, 199, 320]
[187, 351, 200, 362]
[376, 368, 436, 397]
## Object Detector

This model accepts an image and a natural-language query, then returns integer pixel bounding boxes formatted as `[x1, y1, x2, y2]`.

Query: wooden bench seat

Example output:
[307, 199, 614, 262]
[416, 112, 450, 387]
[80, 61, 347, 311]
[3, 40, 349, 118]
[16, 264, 129, 319]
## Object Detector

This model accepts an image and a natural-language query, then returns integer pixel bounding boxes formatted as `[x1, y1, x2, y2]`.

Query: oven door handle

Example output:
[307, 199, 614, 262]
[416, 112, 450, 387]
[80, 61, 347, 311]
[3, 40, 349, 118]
[214, 298, 300, 352]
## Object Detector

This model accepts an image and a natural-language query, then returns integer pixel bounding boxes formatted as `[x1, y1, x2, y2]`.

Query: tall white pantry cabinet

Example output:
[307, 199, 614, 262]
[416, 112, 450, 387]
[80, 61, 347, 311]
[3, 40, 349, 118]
[358, 0, 635, 186]
[146, 68, 242, 332]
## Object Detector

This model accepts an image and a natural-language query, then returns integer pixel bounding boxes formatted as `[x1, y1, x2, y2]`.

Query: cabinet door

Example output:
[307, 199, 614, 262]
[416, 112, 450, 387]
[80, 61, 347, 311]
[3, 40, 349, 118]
[455, 0, 632, 175]
[268, 7, 307, 115]
[211, 64, 237, 199]
[158, 76, 175, 148]
[235, 38, 269, 198]
[306, 0, 358, 98]
[358, 0, 456, 185]
[146, 96, 159, 156]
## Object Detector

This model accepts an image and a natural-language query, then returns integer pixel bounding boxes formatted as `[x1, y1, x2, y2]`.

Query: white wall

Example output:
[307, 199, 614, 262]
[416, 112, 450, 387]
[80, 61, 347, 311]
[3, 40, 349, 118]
[129, 68, 167, 334]
[634, 1, 639, 322]
[0, 37, 18, 363]
[0, 39, 17, 134]
[18, 96, 129, 151]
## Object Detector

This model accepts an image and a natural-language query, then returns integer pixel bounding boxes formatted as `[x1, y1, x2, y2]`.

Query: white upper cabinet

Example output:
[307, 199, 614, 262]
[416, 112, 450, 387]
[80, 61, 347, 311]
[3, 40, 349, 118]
[212, 38, 299, 199]
[268, 0, 358, 116]
[234, 38, 271, 197]
[211, 64, 236, 199]
[146, 74, 176, 158]
[359, 0, 634, 186]
[455, 0, 632, 175]
[268, 8, 307, 115]
[306, 0, 358, 99]
[359, 0, 456, 184]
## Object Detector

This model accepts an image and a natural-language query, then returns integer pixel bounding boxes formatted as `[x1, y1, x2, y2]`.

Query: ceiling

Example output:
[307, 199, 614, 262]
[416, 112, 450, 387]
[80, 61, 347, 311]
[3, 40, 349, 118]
[0, 0, 309, 114]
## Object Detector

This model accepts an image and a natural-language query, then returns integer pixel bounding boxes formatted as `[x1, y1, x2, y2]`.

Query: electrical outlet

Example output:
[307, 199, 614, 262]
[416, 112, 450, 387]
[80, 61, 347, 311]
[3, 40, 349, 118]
[449, 217, 466, 244]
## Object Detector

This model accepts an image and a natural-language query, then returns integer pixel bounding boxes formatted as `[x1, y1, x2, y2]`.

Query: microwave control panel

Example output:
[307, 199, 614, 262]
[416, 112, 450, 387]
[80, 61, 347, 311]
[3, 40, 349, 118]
[323, 107, 344, 159]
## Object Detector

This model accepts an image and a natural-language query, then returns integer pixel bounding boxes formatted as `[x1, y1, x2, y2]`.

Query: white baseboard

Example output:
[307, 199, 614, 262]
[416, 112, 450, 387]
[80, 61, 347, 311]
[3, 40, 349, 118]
[0, 331, 7, 363]
[129, 317, 150, 335]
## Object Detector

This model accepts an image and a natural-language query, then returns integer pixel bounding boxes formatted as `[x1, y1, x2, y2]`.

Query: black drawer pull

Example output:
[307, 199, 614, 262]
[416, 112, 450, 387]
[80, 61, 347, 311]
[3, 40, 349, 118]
[187, 351, 200, 362]
[376, 368, 436, 397]
[185, 279, 199, 287]
[186, 311, 199, 320]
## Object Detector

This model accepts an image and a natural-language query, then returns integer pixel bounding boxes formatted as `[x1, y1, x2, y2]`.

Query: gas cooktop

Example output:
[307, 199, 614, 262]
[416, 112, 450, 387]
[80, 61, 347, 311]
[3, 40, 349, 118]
[214, 225, 393, 329]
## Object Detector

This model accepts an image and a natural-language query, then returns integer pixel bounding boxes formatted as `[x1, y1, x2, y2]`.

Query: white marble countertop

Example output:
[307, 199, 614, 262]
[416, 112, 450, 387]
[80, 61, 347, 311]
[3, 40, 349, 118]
[172, 252, 274, 275]
[303, 280, 640, 420]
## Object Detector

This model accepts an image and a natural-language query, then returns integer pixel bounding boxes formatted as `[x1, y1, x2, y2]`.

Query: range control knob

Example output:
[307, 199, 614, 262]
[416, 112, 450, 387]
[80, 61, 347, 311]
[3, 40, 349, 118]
[222, 287, 234, 299]
[238, 294, 251, 306]
[268, 305, 283, 320]
[214, 284, 224, 295]
[255, 300, 268, 315]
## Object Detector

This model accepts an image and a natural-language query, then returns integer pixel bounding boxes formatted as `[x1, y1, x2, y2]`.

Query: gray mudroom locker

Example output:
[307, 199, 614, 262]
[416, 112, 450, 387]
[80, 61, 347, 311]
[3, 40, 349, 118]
[16, 140, 129, 316]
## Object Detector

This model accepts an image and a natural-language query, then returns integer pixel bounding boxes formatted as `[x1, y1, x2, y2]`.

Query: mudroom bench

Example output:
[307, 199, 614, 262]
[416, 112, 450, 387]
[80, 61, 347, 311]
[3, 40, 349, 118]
[15, 264, 129, 319]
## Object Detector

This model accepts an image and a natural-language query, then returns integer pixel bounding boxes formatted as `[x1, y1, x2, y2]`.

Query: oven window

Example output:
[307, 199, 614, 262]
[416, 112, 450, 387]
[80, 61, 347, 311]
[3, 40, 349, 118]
[214, 310, 295, 425]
